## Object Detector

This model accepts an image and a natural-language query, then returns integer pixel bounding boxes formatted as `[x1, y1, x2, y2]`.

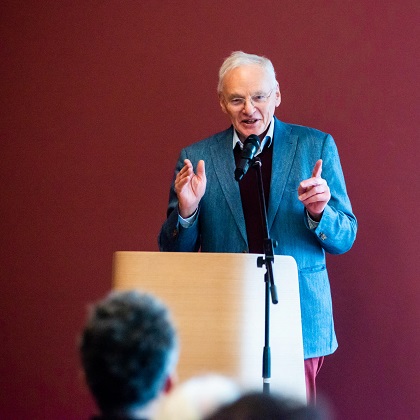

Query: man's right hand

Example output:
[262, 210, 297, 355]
[175, 159, 206, 218]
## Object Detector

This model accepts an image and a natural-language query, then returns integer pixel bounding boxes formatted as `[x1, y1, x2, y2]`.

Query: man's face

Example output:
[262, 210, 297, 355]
[219, 64, 281, 142]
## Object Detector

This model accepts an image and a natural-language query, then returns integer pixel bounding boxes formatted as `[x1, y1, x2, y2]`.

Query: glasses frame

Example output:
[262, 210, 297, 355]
[226, 87, 275, 109]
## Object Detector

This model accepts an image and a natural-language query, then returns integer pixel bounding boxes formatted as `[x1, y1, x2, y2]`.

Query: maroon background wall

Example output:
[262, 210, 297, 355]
[1, 2, 419, 419]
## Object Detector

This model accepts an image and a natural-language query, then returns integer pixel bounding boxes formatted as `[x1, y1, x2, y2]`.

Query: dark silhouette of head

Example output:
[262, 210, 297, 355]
[80, 290, 178, 417]
[205, 391, 327, 420]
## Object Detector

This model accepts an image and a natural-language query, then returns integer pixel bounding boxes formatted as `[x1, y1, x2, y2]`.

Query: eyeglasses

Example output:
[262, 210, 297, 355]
[226, 87, 275, 108]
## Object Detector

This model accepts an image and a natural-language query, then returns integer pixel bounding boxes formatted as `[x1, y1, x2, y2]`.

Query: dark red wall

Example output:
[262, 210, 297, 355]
[1, 2, 418, 419]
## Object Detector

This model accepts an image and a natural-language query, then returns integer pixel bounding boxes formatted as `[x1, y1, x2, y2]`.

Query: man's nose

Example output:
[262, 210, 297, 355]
[242, 98, 255, 114]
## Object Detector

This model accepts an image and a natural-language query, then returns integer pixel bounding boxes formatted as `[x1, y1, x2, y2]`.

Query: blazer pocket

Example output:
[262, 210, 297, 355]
[299, 264, 326, 274]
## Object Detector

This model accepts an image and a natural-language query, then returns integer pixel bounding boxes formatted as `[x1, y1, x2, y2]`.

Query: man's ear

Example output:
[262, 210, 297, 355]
[275, 82, 281, 107]
[219, 95, 228, 114]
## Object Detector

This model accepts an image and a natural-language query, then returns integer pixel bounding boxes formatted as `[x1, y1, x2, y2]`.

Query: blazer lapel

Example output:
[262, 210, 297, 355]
[268, 118, 298, 230]
[210, 128, 248, 244]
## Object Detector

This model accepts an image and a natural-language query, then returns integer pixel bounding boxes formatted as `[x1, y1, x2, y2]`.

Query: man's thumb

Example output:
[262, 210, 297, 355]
[196, 160, 206, 178]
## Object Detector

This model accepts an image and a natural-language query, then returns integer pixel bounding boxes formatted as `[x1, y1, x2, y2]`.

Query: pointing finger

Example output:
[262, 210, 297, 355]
[312, 159, 323, 178]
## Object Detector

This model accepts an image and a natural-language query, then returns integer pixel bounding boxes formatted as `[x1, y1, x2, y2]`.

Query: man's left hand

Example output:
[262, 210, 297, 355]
[298, 159, 331, 222]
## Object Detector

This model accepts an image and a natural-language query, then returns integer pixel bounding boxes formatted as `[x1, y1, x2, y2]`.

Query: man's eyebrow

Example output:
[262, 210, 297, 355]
[226, 89, 266, 99]
[225, 92, 244, 99]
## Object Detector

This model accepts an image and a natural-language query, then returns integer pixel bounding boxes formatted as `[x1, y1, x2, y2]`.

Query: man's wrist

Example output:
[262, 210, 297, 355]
[179, 202, 199, 218]
[179, 206, 198, 219]
[307, 210, 322, 222]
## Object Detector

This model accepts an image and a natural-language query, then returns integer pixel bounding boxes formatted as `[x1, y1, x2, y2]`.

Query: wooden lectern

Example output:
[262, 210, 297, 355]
[112, 251, 306, 403]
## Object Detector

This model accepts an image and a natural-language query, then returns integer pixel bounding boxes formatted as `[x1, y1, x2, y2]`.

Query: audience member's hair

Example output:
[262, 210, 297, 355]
[80, 290, 178, 415]
[204, 390, 327, 420]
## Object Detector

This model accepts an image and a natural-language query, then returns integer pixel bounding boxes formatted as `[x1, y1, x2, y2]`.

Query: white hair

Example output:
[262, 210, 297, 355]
[217, 51, 277, 94]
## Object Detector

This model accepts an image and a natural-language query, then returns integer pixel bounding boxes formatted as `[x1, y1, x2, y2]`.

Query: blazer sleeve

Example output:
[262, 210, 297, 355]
[305, 133, 357, 254]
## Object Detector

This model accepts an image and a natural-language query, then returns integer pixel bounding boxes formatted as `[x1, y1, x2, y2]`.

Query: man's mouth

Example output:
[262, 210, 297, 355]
[243, 119, 258, 125]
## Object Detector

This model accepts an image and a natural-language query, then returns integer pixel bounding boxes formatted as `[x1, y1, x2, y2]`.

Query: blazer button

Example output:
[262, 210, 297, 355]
[319, 232, 327, 241]
[172, 229, 178, 238]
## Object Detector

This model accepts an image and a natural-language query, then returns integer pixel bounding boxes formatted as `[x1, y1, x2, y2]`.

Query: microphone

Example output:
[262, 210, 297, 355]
[234, 134, 261, 181]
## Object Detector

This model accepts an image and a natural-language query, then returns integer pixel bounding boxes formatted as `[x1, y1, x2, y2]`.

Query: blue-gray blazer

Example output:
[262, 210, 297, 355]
[159, 117, 357, 358]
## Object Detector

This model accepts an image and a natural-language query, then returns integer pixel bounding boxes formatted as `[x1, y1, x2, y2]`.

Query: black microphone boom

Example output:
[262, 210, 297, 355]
[234, 134, 261, 181]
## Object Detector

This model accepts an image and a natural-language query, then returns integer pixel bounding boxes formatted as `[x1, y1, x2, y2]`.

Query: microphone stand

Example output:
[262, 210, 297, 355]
[252, 157, 278, 394]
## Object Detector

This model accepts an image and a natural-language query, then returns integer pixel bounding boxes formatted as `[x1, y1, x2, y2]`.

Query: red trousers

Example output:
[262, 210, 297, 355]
[304, 356, 324, 404]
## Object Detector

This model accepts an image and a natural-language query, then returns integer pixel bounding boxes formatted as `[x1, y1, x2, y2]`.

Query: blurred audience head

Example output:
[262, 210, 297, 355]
[204, 390, 328, 420]
[154, 373, 240, 420]
[80, 290, 178, 419]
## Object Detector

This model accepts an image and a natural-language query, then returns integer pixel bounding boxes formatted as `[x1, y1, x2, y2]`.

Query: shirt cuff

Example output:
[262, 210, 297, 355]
[306, 210, 320, 230]
[178, 208, 198, 228]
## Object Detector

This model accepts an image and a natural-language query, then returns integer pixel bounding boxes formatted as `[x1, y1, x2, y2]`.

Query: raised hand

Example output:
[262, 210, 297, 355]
[298, 159, 331, 221]
[175, 159, 207, 218]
